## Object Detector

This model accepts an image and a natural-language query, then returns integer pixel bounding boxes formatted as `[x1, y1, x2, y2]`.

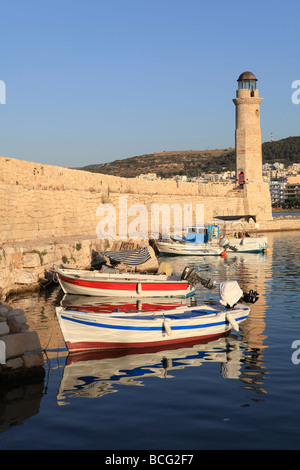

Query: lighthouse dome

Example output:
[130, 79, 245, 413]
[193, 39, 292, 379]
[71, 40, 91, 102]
[237, 71, 257, 90]
[237, 71, 257, 81]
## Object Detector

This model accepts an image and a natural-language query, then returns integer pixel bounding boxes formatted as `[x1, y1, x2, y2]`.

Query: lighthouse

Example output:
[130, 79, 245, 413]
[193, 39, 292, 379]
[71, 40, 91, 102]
[233, 71, 263, 185]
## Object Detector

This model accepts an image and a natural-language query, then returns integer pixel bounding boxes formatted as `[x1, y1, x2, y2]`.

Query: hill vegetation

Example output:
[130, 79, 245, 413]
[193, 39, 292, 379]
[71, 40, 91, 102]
[80, 136, 300, 178]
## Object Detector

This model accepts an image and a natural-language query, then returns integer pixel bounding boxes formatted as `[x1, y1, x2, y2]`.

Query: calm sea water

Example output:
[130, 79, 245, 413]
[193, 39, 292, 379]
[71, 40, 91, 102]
[1, 229, 300, 451]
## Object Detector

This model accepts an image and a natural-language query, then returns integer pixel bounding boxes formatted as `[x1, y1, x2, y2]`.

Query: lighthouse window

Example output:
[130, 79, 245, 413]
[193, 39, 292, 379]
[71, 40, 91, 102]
[238, 79, 256, 90]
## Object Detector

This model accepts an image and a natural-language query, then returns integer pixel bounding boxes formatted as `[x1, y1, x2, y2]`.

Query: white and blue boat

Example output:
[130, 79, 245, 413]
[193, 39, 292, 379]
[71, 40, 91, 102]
[155, 222, 268, 256]
[55, 281, 254, 353]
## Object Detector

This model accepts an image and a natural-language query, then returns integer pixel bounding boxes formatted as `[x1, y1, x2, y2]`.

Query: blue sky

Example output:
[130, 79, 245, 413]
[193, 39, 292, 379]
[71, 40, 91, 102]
[1, 0, 299, 168]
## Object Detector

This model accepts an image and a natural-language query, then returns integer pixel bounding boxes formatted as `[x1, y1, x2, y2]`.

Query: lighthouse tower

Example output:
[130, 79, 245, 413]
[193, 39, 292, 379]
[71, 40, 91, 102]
[233, 71, 263, 185]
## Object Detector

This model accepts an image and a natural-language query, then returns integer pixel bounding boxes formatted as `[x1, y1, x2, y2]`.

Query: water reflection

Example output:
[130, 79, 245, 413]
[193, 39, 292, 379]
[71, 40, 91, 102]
[61, 293, 194, 313]
[162, 246, 271, 352]
[3, 231, 300, 447]
[6, 235, 282, 418]
[0, 380, 44, 433]
[56, 334, 253, 405]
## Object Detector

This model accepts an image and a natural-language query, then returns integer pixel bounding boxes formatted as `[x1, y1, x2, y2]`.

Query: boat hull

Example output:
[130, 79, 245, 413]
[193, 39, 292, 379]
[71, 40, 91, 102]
[156, 236, 269, 255]
[155, 241, 223, 256]
[226, 236, 268, 253]
[56, 269, 195, 298]
[56, 303, 250, 352]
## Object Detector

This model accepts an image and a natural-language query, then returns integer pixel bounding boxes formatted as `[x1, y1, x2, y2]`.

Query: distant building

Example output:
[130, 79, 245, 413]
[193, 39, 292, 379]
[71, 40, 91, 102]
[269, 180, 286, 204]
[138, 173, 158, 180]
[285, 184, 300, 199]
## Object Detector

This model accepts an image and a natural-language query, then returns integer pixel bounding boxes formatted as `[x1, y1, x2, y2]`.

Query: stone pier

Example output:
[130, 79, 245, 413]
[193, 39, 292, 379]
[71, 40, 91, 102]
[0, 302, 44, 382]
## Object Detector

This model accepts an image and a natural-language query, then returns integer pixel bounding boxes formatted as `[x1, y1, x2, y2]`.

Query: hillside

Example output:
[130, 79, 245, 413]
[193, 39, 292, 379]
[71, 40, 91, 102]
[80, 136, 300, 178]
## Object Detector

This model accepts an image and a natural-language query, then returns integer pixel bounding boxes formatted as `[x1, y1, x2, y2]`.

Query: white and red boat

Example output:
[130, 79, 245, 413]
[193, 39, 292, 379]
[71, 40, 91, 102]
[55, 267, 197, 298]
[55, 281, 253, 353]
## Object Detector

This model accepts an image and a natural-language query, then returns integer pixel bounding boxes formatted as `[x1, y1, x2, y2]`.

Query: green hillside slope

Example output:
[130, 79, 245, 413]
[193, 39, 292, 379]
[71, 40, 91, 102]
[80, 136, 300, 178]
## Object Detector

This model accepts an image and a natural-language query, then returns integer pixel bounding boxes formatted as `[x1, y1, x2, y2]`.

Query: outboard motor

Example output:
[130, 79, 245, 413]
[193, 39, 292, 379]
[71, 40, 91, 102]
[219, 237, 238, 252]
[219, 281, 259, 309]
[242, 289, 259, 304]
[219, 281, 244, 308]
[181, 266, 216, 290]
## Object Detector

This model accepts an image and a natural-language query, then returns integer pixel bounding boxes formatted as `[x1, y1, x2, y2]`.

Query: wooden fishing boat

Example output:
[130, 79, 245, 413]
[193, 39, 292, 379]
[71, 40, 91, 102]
[55, 267, 196, 298]
[155, 222, 269, 256]
[55, 281, 253, 353]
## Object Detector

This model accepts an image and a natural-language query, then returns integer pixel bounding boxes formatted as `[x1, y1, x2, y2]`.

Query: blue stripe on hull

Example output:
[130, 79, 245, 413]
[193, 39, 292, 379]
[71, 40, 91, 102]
[60, 314, 248, 331]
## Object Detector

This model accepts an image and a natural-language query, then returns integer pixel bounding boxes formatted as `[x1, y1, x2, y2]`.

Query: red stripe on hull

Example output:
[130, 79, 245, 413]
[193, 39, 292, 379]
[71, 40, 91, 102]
[66, 332, 230, 364]
[65, 331, 228, 352]
[59, 274, 189, 292]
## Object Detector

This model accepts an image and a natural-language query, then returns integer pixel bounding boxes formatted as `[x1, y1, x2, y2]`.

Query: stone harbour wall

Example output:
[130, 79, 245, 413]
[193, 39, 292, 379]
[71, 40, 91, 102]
[0, 155, 272, 245]
[0, 235, 149, 300]
[0, 302, 44, 381]
[1, 155, 300, 299]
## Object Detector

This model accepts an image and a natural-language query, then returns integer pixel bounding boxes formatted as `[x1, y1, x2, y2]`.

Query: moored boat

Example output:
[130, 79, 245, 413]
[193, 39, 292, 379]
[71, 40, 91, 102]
[155, 221, 269, 256]
[55, 281, 256, 353]
[155, 224, 231, 256]
[55, 267, 196, 298]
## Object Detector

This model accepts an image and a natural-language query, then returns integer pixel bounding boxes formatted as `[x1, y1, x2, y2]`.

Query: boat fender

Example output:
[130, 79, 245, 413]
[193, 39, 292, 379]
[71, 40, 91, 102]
[220, 251, 226, 258]
[137, 282, 142, 294]
[163, 318, 172, 336]
[226, 313, 239, 331]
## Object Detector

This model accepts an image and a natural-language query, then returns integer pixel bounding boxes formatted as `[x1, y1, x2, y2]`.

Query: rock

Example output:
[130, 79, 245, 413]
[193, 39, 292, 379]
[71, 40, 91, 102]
[0, 304, 45, 381]
[7, 314, 29, 333]
[1, 331, 43, 361]
[6, 357, 24, 369]
[22, 252, 41, 268]
[0, 322, 10, 336]
[14, 269, 39, 285]
[22, 351, 44, 368]
[0, 304, 9, 316]
[7, 308, 25, 317]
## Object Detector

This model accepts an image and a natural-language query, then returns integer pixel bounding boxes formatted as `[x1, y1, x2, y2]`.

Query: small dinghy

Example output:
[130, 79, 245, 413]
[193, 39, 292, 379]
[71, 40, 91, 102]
[55, 281, 258, 353]
[55, 264, 215, 298]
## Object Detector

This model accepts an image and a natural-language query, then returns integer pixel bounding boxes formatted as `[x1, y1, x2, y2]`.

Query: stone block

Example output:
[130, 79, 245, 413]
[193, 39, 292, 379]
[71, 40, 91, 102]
[7, 314, 29, 333]
[14, 269, 39, 285]
[0, 303, 10, 316]
[7, 308, 24, 317]
[6, 357, 24, 369]
[22, 351, 44, 368]
[1, 331, 42, 360]
[22, 252, 41, 268]
[0, 322, 10, 336]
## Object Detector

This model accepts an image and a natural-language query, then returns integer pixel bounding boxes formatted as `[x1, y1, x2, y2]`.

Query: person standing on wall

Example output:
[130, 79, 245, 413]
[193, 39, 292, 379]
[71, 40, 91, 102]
[238, 170, 245, 189]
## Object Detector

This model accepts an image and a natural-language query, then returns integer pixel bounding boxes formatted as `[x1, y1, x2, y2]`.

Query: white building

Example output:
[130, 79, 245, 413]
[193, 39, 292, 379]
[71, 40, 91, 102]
[269, 180, 286, 204]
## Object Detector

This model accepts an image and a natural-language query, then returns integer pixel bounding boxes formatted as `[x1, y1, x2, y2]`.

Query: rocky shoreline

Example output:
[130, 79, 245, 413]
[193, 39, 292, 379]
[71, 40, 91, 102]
[0, 302, 45, 383]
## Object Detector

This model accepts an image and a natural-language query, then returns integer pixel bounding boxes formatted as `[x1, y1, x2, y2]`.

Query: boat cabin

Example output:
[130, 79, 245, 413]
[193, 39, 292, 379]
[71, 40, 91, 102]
[184, 225, 219, 243]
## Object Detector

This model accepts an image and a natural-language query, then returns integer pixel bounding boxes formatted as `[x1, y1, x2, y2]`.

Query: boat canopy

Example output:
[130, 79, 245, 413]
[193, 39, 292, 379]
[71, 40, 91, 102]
[214, 215, 257, 223]
[100, 247, 152, 266]
[185, 224, 219, 243]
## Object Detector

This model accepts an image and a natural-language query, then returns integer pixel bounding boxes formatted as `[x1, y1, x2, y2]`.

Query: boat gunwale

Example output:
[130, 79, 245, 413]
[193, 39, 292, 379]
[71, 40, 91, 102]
[57, 269, 185, 284]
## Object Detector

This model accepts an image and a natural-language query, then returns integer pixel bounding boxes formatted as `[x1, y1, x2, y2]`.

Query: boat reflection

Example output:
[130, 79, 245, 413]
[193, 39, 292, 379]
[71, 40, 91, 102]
[57, 264, 269, 406]
[57, 334, 248, 405]
[61, 293, 196, 313]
